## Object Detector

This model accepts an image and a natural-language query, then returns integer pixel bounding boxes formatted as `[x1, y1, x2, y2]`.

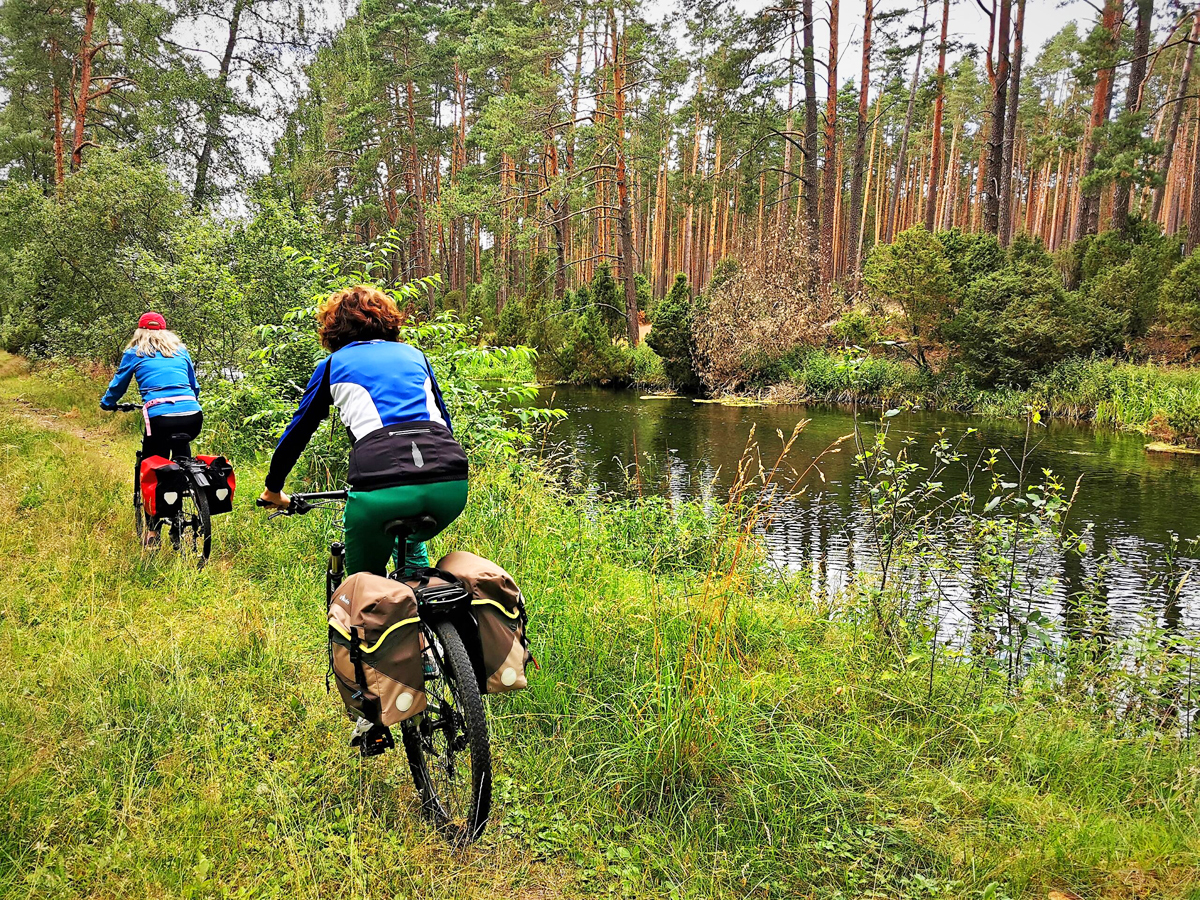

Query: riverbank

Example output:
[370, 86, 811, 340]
[2, 361, 1198, 899]
[748, 353, 1200, 444]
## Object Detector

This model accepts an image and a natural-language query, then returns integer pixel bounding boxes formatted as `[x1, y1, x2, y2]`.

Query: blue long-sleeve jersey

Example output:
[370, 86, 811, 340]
[265, 340, 454, 492]
[100, 347, 201, 416]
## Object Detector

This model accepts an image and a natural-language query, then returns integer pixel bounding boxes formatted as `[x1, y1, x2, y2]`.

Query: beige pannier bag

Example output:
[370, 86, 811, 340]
[435, 551, 532, 693]
[328, 572, 426, 726]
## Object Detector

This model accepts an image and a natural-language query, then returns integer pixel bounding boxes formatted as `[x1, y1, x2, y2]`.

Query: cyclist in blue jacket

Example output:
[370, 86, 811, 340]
[100, 312, 203, 461]
[258, 285, 468, 578]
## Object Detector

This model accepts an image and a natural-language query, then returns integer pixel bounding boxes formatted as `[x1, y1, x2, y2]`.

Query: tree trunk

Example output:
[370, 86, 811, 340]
[847, 0, 873, 275]
[1188, 99, 1200, 251]
[1112, 0, 1152, 232]
[1154, 13, 1200, 225]
[192, 0, 245, 208]
[70, 0, 99, 171]
[780, 6, 799, 221]
[983, 0, 1011, 234]
[924, 0, 950, 231]
[886, 0, 929, 242]
[820, 0, 840, 283]
[1074, 0, 1121, 241]
[998, 0, 1025, 243]
[801, 0, 820, 244]
[50, 38, 64, 187]
[406, 80, 431, 298]
[610, 10, 640, 346]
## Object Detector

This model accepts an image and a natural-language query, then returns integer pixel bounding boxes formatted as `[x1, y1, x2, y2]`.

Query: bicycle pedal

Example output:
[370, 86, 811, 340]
[351, 723, 395, 757]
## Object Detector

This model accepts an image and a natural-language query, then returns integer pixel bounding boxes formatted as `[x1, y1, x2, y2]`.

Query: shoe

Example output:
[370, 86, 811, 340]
[349, 717, 373, 745]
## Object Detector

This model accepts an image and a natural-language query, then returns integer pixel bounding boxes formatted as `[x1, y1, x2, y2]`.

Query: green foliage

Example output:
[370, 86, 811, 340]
[646, 273, 697, 391]
[937, 227, 1005, 288]
[831, 308, 882, 347]
[0, 151, 193, 361]
[495, 297, 527, 346]
[1159, 247, 1200, 338]
[863, 225, 957, 366]
[590, 264, 622, 337]
[947, 249, 1089, 386]
[634, 273, 651, 315]
[553, 305, 632, 385]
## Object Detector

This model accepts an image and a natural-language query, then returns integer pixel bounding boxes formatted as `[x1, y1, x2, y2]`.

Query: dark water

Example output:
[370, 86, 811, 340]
[533, 387, 1200, 635]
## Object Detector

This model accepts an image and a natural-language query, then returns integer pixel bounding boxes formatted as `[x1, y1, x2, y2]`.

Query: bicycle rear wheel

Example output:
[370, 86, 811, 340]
[401, 620, 491, 844]
[170, 485, 211, 566]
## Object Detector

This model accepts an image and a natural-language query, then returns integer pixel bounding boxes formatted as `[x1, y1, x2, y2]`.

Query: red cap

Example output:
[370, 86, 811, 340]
[138, 312, 166, 330]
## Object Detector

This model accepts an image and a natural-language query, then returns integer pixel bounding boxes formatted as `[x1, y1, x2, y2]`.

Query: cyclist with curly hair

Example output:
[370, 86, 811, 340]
[258, 285, 468, 577]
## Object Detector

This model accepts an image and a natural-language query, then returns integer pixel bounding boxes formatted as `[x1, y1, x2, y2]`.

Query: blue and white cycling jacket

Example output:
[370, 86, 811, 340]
[265, 340, 466, 493]
[100, 347, 201, 417]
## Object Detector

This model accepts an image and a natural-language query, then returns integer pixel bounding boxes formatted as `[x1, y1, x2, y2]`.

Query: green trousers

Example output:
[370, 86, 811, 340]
[343, 480, 468, 577]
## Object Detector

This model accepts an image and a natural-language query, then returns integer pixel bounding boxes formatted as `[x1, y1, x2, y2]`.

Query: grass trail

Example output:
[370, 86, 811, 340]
[0, 359, 597, 900]
[2, 358, 1198, 899]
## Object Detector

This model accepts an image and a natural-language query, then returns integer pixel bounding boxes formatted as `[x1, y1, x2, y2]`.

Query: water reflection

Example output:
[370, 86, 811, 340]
[536, 387, 1200, 638]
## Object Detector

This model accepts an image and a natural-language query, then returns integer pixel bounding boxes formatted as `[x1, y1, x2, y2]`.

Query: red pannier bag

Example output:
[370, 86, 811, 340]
[196, 455, 236, 515]
[139, 455, 186, 520]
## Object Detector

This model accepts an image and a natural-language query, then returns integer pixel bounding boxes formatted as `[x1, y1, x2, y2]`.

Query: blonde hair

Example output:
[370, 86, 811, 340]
[128, 328, 184, 358]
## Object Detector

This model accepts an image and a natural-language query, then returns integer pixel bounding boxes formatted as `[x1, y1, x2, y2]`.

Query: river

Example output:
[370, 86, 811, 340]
[533, 386, 1200, 636]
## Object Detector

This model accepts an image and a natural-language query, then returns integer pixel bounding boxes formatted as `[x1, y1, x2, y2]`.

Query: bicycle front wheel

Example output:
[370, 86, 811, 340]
[402, 620, 491, 844]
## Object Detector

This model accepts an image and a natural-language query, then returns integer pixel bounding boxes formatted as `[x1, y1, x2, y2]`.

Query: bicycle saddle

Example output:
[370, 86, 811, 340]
[384, 514, 439, 540]
[169, 432, 194, 443]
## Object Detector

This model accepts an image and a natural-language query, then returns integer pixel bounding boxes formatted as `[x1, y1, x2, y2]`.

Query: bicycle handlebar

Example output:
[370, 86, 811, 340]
[256, 490, 349, 519]
[115, 402, 143, 411]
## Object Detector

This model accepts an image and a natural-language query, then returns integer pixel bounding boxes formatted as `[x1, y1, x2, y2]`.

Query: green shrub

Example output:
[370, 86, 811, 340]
[1160, 248, 1200, 338]
[495, 296, 527, 346]
[1167, 407, 1200, 448]
[863, 225, 957, 367]
[647, 273, 697, 391]
[1082, 235, 1179, 344]
[831, 308, 881, 347]
[937, 227, 1005, 288]
[590, 263, 623, 337]
[947, 255, 1091, 387]
[629, 341, 668, 389]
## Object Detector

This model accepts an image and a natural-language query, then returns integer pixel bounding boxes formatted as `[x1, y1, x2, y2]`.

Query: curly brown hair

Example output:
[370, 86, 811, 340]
[317, 285, 408, 351]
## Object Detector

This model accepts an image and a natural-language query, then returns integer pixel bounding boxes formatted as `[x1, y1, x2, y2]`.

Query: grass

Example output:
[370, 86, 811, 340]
[2, 357, 1198, 899]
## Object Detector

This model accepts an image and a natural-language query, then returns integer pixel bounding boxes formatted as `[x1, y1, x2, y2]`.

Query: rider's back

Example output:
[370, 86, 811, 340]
[101, 347, 201, 415]
[327, 340, 448, 438]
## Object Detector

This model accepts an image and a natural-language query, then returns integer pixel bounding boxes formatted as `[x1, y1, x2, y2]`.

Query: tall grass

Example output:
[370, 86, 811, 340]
[2, 360, 1198, 899]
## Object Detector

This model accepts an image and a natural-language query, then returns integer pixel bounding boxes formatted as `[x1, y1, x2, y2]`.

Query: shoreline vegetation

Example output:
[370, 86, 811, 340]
[2, 356, 1199, 899]
[484, 345, 1200, 446]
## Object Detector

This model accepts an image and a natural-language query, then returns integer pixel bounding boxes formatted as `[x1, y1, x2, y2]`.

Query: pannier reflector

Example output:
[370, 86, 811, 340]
[501, 667, 517, 686]
[164, 492, 178, 505]
[397, 692, 414, 712]
[215, 488, 229, 500]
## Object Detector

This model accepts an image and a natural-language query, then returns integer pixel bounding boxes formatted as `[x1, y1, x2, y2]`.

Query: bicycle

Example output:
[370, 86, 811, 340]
[118, 403, 212, 565]
[259, 490, 493, 844]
